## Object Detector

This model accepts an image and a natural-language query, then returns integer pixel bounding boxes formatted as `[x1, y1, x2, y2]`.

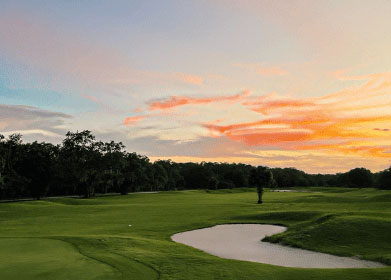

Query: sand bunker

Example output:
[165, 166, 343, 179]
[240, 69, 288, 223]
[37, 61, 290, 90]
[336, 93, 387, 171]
[171, 224, 385, 268]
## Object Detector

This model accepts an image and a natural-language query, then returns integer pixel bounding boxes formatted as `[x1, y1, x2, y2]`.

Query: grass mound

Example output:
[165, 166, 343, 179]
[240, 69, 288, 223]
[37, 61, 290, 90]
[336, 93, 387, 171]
[237, 211, 323, 224]
[264, 215, 391, 264]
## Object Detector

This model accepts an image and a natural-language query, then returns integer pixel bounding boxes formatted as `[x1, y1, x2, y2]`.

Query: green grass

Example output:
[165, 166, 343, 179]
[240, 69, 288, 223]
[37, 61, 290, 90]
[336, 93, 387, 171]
[0, 188, 390, 279]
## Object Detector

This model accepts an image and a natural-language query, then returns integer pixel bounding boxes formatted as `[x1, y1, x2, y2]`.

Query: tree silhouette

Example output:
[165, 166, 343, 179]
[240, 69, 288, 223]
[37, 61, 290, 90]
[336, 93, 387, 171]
[0, 131, 386, 200]
[378, 167, 391, 190]
[250, 166, 273, 204]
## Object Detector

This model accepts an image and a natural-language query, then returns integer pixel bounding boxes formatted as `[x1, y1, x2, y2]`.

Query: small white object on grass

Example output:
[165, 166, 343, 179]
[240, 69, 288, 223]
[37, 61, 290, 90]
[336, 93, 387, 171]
[128, 224, 132, 227]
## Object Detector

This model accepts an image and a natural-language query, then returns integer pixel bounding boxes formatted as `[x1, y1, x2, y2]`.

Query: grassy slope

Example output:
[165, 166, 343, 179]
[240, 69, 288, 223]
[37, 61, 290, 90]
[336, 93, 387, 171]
[0, 188, 390, 279]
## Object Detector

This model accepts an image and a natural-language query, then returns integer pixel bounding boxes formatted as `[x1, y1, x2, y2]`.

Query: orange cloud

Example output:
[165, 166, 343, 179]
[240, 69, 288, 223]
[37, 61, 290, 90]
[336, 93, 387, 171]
[244, 98, 315, 115]
[123, 116, 146, 126]
[296, 142, 391, 159]
[203, 72, 391, 158]
[148, 90, 251, 111]
[331, 70, 389, 82]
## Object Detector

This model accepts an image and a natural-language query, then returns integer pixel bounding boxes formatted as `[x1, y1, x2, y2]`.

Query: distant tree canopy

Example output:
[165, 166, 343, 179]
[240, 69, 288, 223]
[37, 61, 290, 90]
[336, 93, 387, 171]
[0, 131, 388, 200]
[346, 168, 373, 188]
[377, 167, 391, 190]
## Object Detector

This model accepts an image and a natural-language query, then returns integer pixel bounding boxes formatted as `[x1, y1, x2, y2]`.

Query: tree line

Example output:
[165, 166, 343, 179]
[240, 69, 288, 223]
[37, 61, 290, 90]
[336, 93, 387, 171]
[0, 131, 390, 200]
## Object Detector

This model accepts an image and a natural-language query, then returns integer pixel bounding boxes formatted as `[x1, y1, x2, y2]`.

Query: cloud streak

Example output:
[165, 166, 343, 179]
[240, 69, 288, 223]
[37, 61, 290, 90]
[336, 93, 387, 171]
[123, 116, 146, 126]
[0, 104, 72, 141]
[147, 90, 251, 111]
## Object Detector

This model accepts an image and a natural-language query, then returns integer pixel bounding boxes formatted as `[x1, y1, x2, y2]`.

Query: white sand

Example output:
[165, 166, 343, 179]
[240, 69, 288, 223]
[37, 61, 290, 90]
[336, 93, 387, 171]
[171, 224, 385, 268]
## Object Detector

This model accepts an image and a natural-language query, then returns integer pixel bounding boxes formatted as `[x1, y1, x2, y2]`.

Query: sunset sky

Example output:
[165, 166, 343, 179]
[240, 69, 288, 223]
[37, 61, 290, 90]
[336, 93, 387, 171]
[1, 0, 390, 173]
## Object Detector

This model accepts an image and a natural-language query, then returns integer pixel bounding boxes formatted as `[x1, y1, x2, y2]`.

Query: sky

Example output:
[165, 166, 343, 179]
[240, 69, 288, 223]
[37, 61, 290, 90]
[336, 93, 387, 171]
[0, 0, 390, 173]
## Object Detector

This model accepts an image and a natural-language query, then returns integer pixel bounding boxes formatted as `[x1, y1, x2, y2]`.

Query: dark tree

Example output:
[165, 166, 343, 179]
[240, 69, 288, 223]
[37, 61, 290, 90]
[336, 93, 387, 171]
[207, 176, 219, 190]
[346, 168, 373, 188]
[250, 166, 273, 204]
[101, 140, 126, 194]
[181, 162, 213, 189]
[0, 134, 28, 199]
[60, 130, 102, 198]
[155, 160, 184, 190]
[119, 153, 143, 194]
[152, 162, 168, 191]
[378, 167, 391, 190]
[19, 142, 56, 199]
[0, 135, 6, 192]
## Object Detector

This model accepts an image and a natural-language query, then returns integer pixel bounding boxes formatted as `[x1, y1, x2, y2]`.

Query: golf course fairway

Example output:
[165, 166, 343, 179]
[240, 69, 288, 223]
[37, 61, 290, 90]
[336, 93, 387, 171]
[0, 188, 390, 279]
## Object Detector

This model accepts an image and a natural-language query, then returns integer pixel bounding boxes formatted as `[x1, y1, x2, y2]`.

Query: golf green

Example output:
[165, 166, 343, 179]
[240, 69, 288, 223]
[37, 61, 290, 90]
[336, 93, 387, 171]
[0, 188, 390, 279]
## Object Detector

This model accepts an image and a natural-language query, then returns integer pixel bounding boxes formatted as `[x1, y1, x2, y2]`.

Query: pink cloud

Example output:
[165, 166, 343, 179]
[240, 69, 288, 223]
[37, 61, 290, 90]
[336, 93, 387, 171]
[148, 90, 251, 111]
[123, 116, 146, 126]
